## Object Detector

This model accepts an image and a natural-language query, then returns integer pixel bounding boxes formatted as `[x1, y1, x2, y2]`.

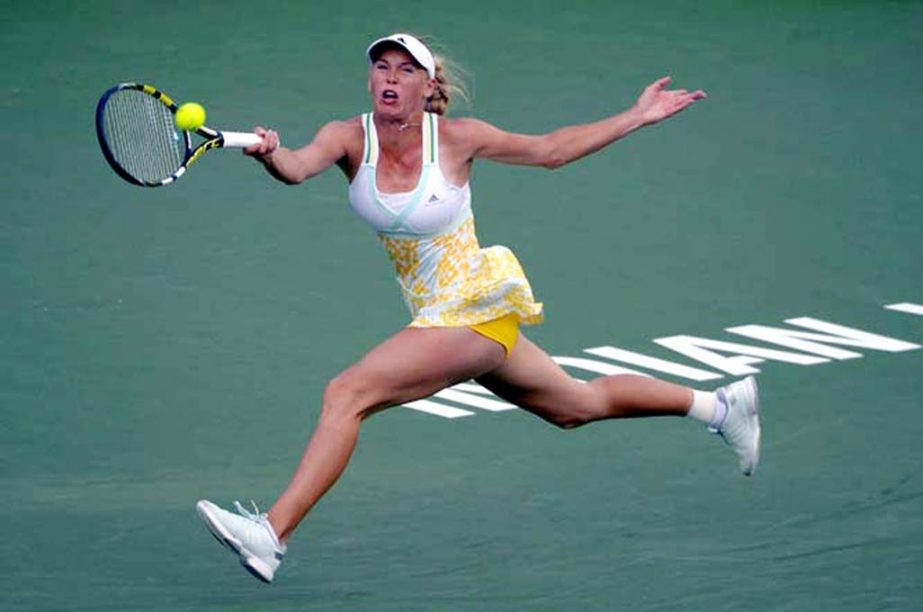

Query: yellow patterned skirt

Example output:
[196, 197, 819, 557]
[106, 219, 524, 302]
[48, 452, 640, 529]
[378, 213, 544, 332]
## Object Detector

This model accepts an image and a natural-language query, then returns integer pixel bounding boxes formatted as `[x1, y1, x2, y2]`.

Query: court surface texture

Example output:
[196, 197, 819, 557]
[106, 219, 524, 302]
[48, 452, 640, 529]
[3, 1, 922, 610]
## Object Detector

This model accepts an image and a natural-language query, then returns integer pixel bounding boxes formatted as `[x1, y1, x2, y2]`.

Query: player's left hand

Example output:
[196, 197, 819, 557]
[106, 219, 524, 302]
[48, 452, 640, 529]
[633, 76, 707, 125]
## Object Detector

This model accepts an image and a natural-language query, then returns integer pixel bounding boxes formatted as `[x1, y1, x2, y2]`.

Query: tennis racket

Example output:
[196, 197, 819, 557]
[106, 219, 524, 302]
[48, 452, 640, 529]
[95, 82, 262, 187]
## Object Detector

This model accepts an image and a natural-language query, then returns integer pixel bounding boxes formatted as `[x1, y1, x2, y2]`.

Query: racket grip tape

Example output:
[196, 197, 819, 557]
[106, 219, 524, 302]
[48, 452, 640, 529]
[221, 131, 263, 148]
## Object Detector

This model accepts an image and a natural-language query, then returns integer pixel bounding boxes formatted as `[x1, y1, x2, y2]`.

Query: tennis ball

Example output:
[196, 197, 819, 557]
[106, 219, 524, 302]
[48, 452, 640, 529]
[175, 102, 206, 131]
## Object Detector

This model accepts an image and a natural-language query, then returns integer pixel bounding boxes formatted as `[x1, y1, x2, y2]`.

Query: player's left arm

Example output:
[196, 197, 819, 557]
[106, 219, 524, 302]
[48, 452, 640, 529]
[459, 76, 706, 169]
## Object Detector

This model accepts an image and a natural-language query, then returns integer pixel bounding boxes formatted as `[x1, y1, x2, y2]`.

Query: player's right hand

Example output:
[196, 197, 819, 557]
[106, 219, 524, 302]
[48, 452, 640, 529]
[245, 126, 280, 159]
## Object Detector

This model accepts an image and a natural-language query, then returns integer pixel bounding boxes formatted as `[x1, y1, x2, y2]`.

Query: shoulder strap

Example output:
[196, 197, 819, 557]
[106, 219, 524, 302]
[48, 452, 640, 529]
[423, 112, 438, 166]
[362, 113, 379, 165]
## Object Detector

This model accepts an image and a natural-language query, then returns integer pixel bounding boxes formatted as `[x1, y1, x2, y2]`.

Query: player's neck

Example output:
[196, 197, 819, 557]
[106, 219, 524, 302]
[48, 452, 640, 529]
[376, 112, 424, 138]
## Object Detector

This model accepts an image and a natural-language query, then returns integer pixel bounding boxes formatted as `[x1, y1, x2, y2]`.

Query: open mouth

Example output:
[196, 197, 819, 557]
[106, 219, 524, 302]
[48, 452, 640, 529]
[382, 89, 399, 103]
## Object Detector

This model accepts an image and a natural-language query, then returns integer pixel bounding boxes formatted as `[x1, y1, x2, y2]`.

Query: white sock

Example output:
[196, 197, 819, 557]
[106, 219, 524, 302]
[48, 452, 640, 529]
[687, 390, 717, 425]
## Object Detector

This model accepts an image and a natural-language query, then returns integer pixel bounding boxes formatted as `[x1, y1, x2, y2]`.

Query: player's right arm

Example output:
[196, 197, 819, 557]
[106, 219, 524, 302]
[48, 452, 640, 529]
[245, 120, 352, 185]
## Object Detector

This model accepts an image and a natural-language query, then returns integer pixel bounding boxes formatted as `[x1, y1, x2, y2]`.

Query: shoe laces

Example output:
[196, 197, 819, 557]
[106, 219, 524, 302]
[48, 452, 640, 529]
[233, 500, 285, 552]
[233, 500, 266, 521]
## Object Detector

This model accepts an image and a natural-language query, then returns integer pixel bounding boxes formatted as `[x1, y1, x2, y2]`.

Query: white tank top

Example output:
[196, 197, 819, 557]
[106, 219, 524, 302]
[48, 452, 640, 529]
[347, 112, 472, 236]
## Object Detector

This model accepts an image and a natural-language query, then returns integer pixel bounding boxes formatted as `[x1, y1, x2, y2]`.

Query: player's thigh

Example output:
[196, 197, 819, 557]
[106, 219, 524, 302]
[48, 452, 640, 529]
[331, 325, 506, 416]
[476, 334, 600, 428]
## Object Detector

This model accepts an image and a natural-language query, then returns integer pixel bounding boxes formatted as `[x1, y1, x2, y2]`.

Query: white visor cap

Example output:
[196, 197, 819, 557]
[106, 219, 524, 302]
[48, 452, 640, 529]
[367, 33, 436, 79]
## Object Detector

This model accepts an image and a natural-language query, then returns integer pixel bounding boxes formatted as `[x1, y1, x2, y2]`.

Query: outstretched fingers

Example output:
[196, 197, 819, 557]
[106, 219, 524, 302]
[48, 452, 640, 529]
[652, 75, 672, 90]
[635, 77, 707, 124]
[664, 88, 708, 117]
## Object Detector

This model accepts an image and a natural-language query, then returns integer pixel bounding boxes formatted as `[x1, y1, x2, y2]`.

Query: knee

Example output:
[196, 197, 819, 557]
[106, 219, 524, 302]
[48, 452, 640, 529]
[321, 370, 376, 422]
[512, 389, 602, 430]
[525, 400, 596, 430]
[548, 409, 594, 430]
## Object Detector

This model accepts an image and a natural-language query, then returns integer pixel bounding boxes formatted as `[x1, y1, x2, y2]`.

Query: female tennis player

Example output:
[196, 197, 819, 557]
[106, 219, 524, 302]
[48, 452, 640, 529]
[196, 33, 760, 583]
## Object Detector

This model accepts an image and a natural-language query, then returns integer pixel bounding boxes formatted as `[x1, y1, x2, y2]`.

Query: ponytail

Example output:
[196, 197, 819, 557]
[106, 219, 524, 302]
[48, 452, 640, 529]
[418, 40, 471, 115]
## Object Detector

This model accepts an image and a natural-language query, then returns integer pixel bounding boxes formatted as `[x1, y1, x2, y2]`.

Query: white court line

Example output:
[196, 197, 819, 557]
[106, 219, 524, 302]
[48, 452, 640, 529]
[885, 303, 923, 316]
[433, 389, 517, 412]
[584, 346, 724, 381]
[404, 399, 474, 419]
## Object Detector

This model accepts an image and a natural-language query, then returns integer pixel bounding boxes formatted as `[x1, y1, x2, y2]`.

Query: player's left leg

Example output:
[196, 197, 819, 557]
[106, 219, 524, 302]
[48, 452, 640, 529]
[476, 334, 691, 427]
[476, 334, 760, 472]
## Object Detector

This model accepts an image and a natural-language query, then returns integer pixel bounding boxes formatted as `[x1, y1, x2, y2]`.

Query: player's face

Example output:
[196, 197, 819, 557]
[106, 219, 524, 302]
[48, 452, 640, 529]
[368, 48, 434, 117]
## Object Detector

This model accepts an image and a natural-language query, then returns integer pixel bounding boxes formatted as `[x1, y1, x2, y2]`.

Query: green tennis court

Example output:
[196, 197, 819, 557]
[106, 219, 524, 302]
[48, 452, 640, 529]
[3, 1, 922, 610]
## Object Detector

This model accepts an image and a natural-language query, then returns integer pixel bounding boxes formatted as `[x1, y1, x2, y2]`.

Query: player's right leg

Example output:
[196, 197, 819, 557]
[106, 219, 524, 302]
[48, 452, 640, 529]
[197, 325, 506, 581]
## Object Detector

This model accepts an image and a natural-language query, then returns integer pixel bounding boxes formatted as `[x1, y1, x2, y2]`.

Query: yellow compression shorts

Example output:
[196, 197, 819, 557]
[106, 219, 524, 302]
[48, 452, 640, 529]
[469, 312, 520, 357]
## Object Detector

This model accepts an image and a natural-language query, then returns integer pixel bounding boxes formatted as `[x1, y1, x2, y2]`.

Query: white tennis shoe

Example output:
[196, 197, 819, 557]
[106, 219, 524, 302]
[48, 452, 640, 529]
[196, 499, 286, 583]
[713, 376, 761, 476]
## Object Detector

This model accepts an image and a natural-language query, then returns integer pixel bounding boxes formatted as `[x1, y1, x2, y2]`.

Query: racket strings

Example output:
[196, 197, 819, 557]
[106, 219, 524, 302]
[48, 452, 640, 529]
[102, 89, 185, 184]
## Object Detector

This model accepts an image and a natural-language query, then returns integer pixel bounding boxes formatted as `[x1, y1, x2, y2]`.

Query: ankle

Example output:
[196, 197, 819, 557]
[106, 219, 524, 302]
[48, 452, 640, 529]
[266, 510, 288, 547]
[686, 390, 718, 426]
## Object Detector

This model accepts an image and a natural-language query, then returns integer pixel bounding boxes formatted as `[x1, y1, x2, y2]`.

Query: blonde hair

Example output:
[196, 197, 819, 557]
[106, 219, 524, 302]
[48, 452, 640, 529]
[413, 35, 471, 115]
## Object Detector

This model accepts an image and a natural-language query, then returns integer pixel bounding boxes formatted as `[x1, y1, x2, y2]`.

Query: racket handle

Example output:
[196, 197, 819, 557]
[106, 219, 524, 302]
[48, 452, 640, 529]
[221, 131, 263, 148]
